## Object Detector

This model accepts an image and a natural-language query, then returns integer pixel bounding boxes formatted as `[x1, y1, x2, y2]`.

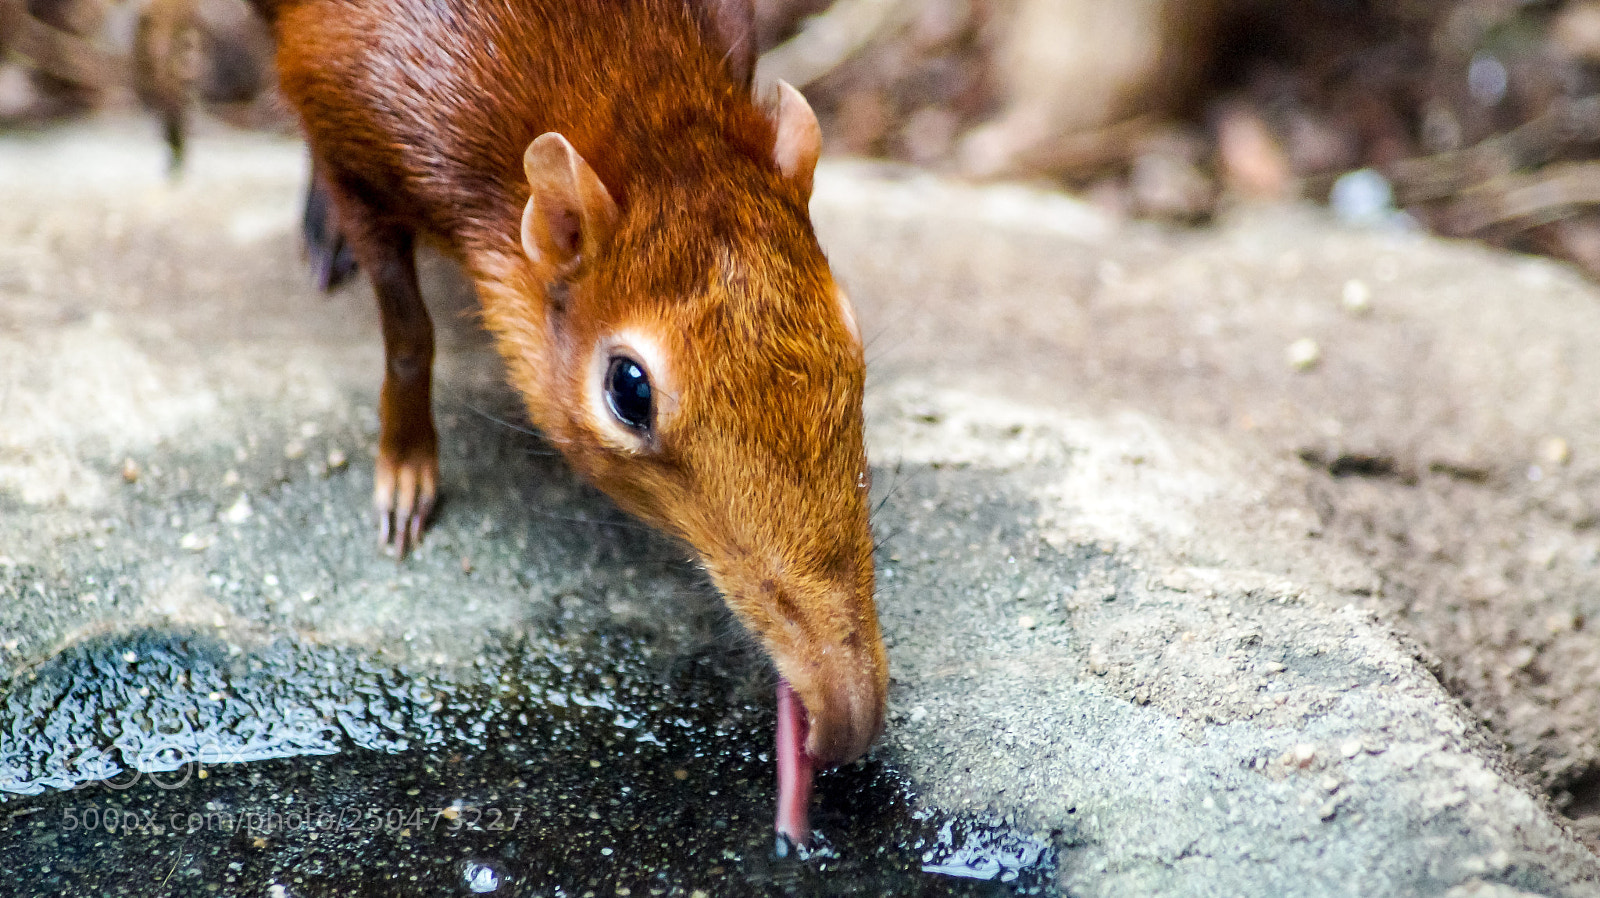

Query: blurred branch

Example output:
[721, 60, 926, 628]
[1, 0, 124, 91]
[1388, 96, 1600, 206]
[1447, 162, 1600, 234]
[0, 0, 24, 57]
[758, 0, 911, 90]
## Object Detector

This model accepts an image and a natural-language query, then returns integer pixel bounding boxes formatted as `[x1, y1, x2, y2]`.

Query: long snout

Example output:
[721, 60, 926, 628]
[772, 627, 887, 768]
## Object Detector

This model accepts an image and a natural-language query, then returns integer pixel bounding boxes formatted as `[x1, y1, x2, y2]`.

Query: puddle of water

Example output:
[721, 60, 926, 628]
[0, 633, 1057, 895]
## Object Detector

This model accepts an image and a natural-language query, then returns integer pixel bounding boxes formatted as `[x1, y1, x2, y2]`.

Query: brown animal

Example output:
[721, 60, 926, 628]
[249, 0, 887, 845]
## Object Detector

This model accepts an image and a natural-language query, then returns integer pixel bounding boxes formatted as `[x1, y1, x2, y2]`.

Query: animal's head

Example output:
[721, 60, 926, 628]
[488, 83, 886, 768]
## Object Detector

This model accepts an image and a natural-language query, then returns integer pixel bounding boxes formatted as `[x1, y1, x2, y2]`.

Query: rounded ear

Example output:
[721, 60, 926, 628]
[770, 80, 821, 200]
[521, 133, 620, 273]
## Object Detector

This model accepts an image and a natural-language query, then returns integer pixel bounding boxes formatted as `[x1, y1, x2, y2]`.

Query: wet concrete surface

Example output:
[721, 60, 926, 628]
[3, 631, 1052, 895]
[5, 122, 1600, 896]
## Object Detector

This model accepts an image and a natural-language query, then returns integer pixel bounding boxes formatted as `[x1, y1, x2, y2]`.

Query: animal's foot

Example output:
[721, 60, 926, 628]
[374, 446, 438, 558]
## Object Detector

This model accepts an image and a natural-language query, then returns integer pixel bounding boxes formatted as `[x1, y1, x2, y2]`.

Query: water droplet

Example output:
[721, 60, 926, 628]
[462, 860, 501, 893]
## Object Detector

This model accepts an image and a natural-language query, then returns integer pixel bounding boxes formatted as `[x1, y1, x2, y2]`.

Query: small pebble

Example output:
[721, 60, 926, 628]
[283, 440, 306, 461]
[222, 495, 253, 524]
[1539, 436, 1571, 466]
[1018, 614, 1037, 630]
[1340, 739, 1363, 758]
[1330, 169, 1395, 227]
[1547, 612, 1578, 635]
[463, 861, 500, 894]
[1340, 279, 1372, 315]
[1286, 338, 1321, 371]
[120, 458, 140, 483]
[1292, 743, 1317, 767]
[1087, 643, 1109, 676]
[908, 706, 928, 724]
[326, 448, 349, 471]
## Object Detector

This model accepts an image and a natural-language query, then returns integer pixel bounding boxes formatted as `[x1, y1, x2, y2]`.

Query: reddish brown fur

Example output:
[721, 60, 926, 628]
[262, 0, 887, 767]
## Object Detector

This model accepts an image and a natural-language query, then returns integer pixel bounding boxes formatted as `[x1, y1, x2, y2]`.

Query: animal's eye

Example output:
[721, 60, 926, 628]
[604, 355, 653, 431]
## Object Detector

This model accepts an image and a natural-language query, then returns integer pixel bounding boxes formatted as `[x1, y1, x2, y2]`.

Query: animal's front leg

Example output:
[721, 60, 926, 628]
[319, 170, 439, 556]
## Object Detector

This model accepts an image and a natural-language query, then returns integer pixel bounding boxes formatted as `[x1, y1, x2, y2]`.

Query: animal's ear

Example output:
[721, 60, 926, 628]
[770, 81, 821, 199]
[521, 132, 619, 274]
[702, 0, 755, 89]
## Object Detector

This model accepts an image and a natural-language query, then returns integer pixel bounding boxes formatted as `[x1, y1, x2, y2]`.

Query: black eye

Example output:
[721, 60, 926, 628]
[604, 356, 653, 431]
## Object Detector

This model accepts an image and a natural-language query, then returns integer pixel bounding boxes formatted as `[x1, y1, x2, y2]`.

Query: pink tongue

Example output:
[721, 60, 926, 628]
[774, 679, 814, 850]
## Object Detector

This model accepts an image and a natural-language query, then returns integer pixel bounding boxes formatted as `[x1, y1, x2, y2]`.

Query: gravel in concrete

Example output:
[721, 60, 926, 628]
[3, 123, 1599, 896]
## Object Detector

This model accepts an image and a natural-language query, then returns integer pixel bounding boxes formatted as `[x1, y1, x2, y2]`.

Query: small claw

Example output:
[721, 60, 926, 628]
[374, 469, 397, 547]
[406, 498, 430, 550]
[393, 465, 418, 556]
[373, 450, 438, 559]
[402, 521, 418, 557]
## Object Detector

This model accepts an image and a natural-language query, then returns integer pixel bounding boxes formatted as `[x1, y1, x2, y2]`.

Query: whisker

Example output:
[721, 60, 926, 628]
[871, 458, 906, 519]
[519, 507, 659, 535]
[861, 308, 914, 370]
[456, 400, 540, 437]
[433, 392, 575, 455]
[871, 524, 906, 554]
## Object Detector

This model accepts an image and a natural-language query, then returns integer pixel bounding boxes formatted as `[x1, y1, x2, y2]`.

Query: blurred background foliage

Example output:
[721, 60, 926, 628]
[10, 0, 1600, 276]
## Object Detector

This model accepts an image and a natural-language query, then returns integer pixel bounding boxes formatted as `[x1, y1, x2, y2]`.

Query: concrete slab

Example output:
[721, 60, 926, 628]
[2, 122, 1598, 896]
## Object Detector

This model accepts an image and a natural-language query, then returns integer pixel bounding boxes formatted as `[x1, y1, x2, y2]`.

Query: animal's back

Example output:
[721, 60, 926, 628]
[267, 0, 772, 254]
